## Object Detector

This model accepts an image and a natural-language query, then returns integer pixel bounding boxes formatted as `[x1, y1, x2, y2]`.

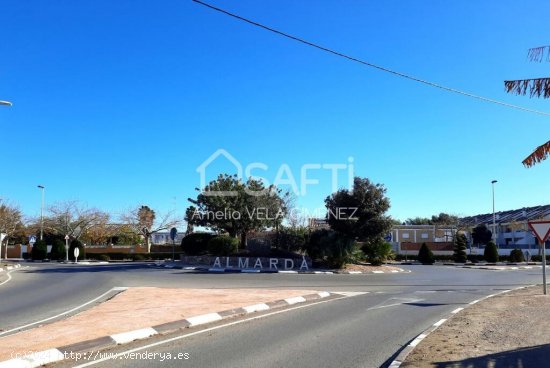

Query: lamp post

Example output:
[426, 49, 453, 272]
[64, 235, 70, 262]
[37, 185, 45, 241]
[0, 100, 12, 106]
[491, 180, 498, 249]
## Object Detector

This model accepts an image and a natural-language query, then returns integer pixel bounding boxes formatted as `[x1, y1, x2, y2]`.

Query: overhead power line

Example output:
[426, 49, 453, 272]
[193, 0, 550, 117]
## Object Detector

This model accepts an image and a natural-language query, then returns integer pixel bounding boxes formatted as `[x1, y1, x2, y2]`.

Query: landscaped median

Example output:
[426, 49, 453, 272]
[0, 287, 332, 367]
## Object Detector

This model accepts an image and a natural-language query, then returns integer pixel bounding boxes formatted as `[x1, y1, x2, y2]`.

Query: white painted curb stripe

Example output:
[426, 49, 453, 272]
[241, 269, 261, 273]
[469, 299, 481, 305]
[278, 270, 298, 273]
[6, 266, 13, 271]
[409, 333, 427, 347]
[372, 270, 384, 274]
[317, 291, 330, 298]
[0, 348, 66, 368]
[186, 313, 223, 326]
[242, 303, 270, 313]
[285, 296, 307, 305]
[433, 319, 447, 327]
[451, 307, 464, 314]
[347, 271, 362, 274]
[111, 328, 157, 344]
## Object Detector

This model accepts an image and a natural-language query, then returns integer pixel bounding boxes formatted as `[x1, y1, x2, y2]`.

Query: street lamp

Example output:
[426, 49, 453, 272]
[491, 180, 498, 249]
[65, 235, 70, 262]
[0, 100, 12, 106]
[37, 185, 45, 241]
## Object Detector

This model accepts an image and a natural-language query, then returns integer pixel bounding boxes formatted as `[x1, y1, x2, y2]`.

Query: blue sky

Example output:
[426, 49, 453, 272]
[1, 0, 549, 224]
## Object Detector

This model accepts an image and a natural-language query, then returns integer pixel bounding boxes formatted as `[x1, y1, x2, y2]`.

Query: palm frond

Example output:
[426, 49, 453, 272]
[504, 78, 550, 99]
[523, 140, 550, 168]
[527, 46, 550, 62]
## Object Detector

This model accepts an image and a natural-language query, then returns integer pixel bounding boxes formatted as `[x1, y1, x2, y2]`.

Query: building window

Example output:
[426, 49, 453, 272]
[421, 233, 429, 239]
[402, 233, 410, 239]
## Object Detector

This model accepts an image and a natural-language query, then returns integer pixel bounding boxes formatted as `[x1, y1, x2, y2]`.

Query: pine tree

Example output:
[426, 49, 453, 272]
[484, 241, 499, 263]
[453, 233, 468, 263]
[418, 242, 435, 265]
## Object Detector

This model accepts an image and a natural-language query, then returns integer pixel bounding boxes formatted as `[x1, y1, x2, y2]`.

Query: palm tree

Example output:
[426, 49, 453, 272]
[504, 45, 549, 167]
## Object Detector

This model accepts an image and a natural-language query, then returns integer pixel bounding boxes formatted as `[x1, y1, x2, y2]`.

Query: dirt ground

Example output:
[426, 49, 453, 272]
[402, 285, 550, 367]
[342, 264, 404, 273]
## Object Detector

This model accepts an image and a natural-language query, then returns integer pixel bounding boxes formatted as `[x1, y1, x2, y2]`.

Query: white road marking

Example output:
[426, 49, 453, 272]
[111, 328, 158, 344]
[70, 293, 360, 368]
[451, 308, 464, 314]
[186, 313, 223, 326]
[1, 348, 65, 367]
[0, 270, 13, 287]
[331, 291, 369, 297]
[433, 319, 447, 327]
[242, 303, 270, 313]
[409, 333, 427, 347]
[0, 287, 128, 337]
[367, 298, 422, 311]
[284, 296, 307, 305]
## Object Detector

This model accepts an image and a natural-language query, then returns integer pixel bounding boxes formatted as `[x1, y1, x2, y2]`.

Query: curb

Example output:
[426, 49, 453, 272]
[461, 265, 539, 271]
[388, 285, 532, 367]
[0, 291, 332, 368]
[0, 264, 21, 272]
[150, 264, 408, 275]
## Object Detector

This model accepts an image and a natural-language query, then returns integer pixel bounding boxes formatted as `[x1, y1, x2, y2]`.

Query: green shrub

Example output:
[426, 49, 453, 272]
[98, 254, 110, 261]
[418, 243, 435, 264]
[31, 240, 48, 260]
[305, 230, 358, 269]
[509, 249, 525, 263]
[276, 228, 308, 252]
[207, 236, 239, 256]
[305, 229, 332, 261]
[68, 240, 84, 261]
[181, 233, 214, 255]
[49, 239, 66, 260]
[484, 241, 499, 263]
[453, 233, 468, 263]
[133, 253, 146, 261]
[362, 240, 394, 266]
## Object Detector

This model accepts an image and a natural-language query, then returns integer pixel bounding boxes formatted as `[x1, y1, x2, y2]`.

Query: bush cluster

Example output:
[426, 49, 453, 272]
[484, 241, 499, 263]
[362, 240, 394, 266]
[207, 235, 239, 256]
[31, 240, 48, 260]
[418, 243, 435, 264]
[509, 249, 525, 263]
[180, 233, 214, 255]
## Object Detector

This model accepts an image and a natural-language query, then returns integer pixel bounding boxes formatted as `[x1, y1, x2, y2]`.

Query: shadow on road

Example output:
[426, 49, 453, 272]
[431, 344, 550, 367]
[19, 263, 153, 273]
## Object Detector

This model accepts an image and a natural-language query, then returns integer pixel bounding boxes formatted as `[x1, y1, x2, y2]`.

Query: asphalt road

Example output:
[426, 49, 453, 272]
[0, 262, 544, 367]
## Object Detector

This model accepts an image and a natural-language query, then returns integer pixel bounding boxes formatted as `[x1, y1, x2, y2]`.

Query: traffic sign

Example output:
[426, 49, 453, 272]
[29, 236, 36, 245]
[528, 220, 550, 244]
[170, 227, 178, 242]
[74, 247, 80, 258]
[528, 220, 550, 296]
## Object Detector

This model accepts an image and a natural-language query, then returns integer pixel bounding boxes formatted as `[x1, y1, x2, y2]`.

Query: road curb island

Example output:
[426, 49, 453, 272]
[0, 291, 332, 368]
[154, 263, 407, 274]
[387, 285, 533, 368]
[0, 264, 21, 272]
